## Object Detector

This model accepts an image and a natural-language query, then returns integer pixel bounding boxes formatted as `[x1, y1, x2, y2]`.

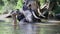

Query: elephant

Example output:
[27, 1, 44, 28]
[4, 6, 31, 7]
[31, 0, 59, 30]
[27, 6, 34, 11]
[6, 0, 43, 25]
[6, 0, 52, 24]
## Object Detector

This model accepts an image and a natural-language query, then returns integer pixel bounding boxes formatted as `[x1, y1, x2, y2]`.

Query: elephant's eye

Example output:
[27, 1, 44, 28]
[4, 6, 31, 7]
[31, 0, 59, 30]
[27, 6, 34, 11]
[29, 4, 31, 7]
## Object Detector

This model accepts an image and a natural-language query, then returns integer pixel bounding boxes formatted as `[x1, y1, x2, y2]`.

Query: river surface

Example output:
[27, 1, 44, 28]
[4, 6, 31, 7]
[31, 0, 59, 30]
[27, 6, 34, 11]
[0, 18, 60, 34]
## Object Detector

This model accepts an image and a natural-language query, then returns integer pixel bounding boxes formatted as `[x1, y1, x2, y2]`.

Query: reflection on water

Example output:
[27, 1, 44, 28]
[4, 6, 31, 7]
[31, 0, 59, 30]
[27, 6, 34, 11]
[18, 23, 40, 34]
[18, 23, 60, 34]
[0, 18, 60, 34]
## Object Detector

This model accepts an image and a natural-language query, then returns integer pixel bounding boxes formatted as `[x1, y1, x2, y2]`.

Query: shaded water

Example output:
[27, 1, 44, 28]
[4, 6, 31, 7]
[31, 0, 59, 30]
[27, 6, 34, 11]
[0, 18, 60, 34]
[18, 23, 60, 34]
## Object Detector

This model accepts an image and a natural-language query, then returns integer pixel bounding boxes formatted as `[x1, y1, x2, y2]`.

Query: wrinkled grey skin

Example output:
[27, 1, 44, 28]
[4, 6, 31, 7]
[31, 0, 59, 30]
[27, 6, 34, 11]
[6, 0, 49, 24]
[13, 9, 41, 24]
[20, 0, 41, 24]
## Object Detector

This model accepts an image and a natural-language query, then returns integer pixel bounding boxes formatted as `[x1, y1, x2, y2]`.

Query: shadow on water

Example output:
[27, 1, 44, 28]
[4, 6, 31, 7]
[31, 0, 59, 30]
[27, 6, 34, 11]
[15, 22, 60, 34]
[0, 20, 5, 22]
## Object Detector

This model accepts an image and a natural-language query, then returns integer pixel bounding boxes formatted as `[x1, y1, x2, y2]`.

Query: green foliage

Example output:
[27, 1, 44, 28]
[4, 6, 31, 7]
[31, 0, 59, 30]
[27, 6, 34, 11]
[7, 0, 18, 5]
[16, 0, 23, 9]
[0, 0, 18, 13]
[0, 0, 4, 6]
[0, 0, 60, 14]
[53, 6, 60, 14]
[40, 0, 46, 5]
[0, 0, 23, 13]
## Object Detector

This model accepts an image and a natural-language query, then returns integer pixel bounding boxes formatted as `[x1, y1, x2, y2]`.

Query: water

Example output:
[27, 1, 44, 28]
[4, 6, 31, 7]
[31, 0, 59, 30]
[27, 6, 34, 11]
[0, 18, 60, 34]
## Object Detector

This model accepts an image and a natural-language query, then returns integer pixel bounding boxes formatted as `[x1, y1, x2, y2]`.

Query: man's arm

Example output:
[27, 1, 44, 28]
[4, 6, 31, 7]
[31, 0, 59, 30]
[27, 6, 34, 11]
[11, 11, 17, 26]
